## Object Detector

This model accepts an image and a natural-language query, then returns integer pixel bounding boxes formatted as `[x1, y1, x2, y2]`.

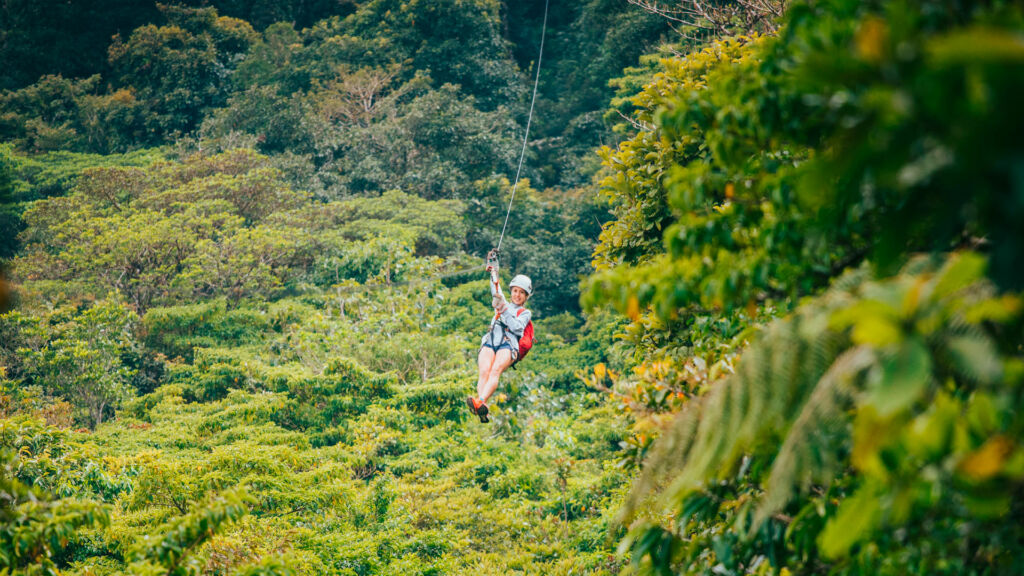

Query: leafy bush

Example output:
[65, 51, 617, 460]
[3, 300, 140, 428]
[0, 447, 110, 576]
[586, 2, 1024, 573]
[323, 357, 395, 398]
[126, 488, 254, 574]
[0, 418, 123, 574]
[143, 299, 272, 361]
[186, 363, 253, 403]
[392, 376, 468, 423]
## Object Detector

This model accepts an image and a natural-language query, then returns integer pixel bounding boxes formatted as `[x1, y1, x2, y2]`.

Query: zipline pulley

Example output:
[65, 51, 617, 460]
[485, 248, 500, 275]
[485, 248, 506, 325]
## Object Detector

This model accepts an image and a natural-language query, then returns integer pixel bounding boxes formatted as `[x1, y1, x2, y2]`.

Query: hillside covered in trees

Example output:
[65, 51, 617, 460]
[2, 1, 1023, 575]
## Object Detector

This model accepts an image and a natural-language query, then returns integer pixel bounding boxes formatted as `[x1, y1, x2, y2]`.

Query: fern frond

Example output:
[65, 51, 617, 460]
[755, 346, 876, 525]
[618, 253, 1018, 537]
[618, 293, 856, 526]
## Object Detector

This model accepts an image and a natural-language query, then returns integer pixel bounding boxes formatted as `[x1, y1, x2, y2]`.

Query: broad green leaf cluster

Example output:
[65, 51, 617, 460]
[586, 1, 1024, 575]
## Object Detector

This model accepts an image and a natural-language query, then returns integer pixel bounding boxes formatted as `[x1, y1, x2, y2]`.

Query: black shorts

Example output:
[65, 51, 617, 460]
[480, 340, 517, 360]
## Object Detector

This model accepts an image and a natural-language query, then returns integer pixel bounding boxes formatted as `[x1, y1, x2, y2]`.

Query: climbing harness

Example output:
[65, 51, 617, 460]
[484, 247, 535, 369]
[485, 249, 512, 353]
[496, 0, 550, 253]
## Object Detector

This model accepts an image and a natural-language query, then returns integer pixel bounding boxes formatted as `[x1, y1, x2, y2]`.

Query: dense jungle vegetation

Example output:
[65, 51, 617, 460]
[2, 0, 1023, 575]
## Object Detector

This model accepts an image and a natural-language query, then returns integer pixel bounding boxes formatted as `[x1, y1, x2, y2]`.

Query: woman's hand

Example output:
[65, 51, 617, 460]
[493, 295, 508, 314]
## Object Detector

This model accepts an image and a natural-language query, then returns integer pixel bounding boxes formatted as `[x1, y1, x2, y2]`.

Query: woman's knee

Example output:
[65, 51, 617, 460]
[486, 362, 505, 377]
[486, 366, 504, 382]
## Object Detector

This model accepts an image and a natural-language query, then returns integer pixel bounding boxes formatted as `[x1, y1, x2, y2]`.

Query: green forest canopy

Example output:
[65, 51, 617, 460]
[2, 1, 1023, 575]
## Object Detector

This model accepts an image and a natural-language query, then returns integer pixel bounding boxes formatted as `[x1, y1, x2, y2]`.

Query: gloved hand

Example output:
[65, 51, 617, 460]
[493, 295, 507, 314]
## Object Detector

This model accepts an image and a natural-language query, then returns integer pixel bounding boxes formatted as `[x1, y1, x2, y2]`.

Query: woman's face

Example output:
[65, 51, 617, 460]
[510, 286, 528, 306]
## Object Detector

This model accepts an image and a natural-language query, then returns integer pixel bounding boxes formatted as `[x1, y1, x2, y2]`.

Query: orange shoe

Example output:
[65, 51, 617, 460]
[466, 397, 490, 423]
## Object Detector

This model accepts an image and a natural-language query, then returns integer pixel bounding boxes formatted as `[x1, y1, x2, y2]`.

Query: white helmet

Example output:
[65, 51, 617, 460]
[509, 274, 533, 296]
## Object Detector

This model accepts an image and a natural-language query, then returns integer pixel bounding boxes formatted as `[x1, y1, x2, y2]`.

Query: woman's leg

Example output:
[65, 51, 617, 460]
[480, 349, 514, 404]
[476, 346, 496, 398]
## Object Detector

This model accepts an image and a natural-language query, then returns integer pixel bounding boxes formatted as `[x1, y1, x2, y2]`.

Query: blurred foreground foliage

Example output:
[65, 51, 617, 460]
[585, 0, 1024, 575]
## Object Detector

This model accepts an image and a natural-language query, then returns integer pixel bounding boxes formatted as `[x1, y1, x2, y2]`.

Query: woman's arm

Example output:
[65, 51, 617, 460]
[499, 307, 531, 333]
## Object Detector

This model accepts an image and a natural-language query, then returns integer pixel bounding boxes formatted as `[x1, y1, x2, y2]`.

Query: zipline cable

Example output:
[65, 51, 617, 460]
[496, 0, 550, 253]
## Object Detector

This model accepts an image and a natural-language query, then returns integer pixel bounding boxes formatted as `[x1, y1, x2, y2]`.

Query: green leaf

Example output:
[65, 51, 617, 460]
[961, 490, 1013, 519]
[964, 295, 1024, 324]
[947, 335, 1003, 385]
[851, 315, 903, 348]
[865, 337, 931, 417]
[830, 299, 897, 331]
[933, 252, 987, 300]
[818, 483, 882, 559]
[929, 28, 1024, 66]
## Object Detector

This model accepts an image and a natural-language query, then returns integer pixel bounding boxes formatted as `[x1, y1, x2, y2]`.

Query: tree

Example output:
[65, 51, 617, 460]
[626, 0, 786, 36]
[177, 222, 311, 303]
[12, 150, 313, 311]
[16, 301, 139, 429]
[0, 419, 112, 575]
[315, 83, 519, 200]
[0, 74, 151, 153]
[108, 4, 257, 139]
[325, 0, 522, 110]
[0, 147, 20, 260]
[0, 0, 162, 90]
[196, 0, 358, 31]
[315, 65, 418, 129]
[507, 0, 674, 189]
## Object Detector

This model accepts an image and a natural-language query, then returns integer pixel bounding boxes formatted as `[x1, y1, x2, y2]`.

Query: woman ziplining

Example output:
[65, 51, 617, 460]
[467, 250, 534, 423]
[465, 0, 549, 423]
